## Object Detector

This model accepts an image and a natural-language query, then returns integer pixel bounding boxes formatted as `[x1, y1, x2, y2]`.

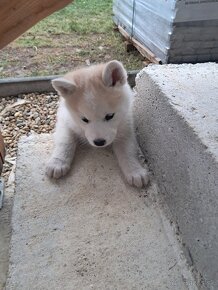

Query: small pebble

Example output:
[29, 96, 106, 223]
[14, 112, 22, 118]
[35, 117, 41, 125]
[0, 92, 58, 181]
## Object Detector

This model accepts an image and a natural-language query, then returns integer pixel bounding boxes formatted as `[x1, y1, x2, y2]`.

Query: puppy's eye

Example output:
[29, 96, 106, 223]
[104, 113, 115, 121]
[81, 117, 89, 123]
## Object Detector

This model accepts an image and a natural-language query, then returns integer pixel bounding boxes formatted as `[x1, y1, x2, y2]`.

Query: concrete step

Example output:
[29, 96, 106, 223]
[135, 63, 218, 290]
[5, 134, 197, 290]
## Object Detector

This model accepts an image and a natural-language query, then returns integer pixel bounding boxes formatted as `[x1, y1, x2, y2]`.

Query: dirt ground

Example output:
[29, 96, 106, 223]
[0, 33, 145, 79]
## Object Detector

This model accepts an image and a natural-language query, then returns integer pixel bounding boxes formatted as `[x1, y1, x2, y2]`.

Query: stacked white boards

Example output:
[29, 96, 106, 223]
[113, 0, 218, 64]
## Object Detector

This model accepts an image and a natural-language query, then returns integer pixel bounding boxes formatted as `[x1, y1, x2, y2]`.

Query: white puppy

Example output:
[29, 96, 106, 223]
[46, 60, 149, 187]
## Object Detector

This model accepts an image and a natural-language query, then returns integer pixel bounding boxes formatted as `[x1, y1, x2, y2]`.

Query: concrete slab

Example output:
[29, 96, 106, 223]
[0, 181, 14, 289]
[6, 134, 197, 290]
[135, 63, 218, 290]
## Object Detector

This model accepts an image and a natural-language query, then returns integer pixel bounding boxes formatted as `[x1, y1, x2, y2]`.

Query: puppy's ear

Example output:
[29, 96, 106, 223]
[102, 60, 127, 87]
[52, 77, 76, 98]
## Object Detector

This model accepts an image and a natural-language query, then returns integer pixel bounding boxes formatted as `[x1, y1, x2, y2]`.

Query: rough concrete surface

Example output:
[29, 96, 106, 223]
[135, 63, 218, 290]
[6, 134, 197, 290]
[0, 180, 14, 289]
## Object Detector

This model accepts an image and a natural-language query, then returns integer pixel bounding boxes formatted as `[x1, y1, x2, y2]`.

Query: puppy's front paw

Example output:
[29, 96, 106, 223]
[125, 168, 149, 188]
[46, 158, 70, 179]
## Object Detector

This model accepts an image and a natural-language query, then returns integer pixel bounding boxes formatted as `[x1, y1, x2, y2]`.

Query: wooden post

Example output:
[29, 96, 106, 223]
[0, 0, 73, 50]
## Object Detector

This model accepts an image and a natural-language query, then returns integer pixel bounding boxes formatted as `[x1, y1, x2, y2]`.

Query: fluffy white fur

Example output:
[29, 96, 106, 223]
[46, 60, 149, 188]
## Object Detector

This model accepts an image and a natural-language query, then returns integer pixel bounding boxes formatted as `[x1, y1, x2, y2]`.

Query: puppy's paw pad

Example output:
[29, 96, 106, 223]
[126, 169, 149, 188]
[46, 158, 70, 179]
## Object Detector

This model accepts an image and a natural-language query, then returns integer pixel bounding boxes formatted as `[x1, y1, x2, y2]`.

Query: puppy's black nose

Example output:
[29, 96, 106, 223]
[93, 139, 106, 147]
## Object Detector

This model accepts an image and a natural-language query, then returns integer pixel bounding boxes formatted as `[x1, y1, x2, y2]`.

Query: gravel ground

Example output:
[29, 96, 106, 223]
[0, 93, 58, 181]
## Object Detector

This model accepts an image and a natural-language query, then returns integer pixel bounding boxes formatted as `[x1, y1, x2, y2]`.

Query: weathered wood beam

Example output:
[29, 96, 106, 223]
[0, 0, 73, 49]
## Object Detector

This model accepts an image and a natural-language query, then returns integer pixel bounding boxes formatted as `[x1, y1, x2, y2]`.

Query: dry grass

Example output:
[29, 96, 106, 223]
[0, 0, 145, 78]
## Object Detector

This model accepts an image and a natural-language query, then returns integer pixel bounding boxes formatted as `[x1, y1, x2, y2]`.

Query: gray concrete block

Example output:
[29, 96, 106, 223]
[168, 56, 183, 64]
[195, 48, 213, 55]
[174, 26, 218, 35]
[210, 53, 218, 61]
[181, 55, 198, 63]
[184, 33, 218, 42]
[168, 55, 198, 64]
[169, 52, 218, 64]
[200, 40, 218, 49]
[6, 135, 197, 290]
[196, 54, 213, 63]
[169, 47, 218, 58]
[135, 63, 218, 290]
[210, 47, 218, 54]
[169, 47, 196, 57]
[0, 180, 14, 289]
[170, 32, 184, 42]
[179, 53, 218, 63]
[171, 40, 218, 50]
[201, 19, 218, 27]
[173, 27, 203, 35]
[174, 20, 218, 28]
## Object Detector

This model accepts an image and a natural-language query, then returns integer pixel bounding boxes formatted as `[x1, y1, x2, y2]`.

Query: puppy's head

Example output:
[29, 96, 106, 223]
[52, 60, 131, 147]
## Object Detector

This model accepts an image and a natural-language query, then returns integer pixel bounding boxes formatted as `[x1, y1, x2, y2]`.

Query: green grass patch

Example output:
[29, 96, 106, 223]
[17, 0, 113, 43]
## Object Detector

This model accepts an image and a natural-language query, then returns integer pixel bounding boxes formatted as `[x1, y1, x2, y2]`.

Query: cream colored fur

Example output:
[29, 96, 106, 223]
[46, 60, 149, 187]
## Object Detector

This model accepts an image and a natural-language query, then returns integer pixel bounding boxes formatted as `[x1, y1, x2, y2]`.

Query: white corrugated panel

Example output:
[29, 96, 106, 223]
[113, 0, 218, 63]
